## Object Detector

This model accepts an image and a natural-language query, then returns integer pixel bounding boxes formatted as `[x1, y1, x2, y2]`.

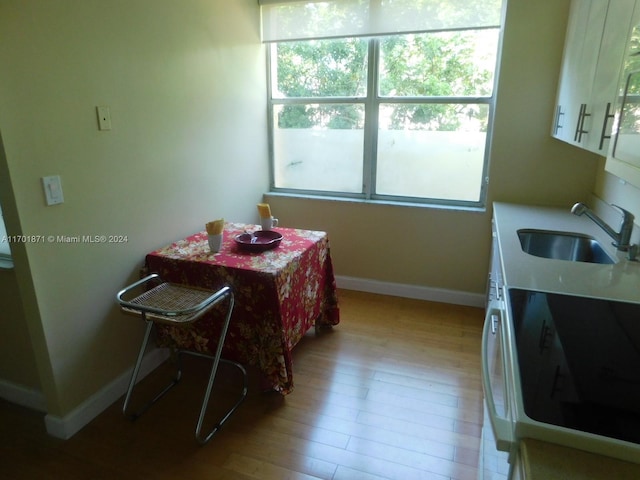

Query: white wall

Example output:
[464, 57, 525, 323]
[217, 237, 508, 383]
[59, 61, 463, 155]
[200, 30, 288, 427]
[0, 0, 268, 418]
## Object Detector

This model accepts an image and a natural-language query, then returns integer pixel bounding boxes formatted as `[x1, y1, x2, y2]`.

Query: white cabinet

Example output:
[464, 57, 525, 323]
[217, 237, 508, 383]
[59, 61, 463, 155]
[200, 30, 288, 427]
[552, 0, 635, 153]
[605, 1, 640, 188]
[552, 0, 606, 147]
[481, 221, 511, 480]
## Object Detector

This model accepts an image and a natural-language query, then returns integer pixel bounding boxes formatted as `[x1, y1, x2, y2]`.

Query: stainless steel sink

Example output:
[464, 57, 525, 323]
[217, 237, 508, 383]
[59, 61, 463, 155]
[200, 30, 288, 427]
[517, 229, 615, 264]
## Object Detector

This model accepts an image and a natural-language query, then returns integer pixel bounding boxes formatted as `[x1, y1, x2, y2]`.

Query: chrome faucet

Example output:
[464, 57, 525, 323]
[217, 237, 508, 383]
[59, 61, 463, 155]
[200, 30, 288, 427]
[571, 202, 636, 259]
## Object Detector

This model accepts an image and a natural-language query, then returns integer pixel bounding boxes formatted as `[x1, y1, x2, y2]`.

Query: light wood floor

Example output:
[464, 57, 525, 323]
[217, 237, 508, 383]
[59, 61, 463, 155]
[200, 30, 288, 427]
[0, 289, 485, 480]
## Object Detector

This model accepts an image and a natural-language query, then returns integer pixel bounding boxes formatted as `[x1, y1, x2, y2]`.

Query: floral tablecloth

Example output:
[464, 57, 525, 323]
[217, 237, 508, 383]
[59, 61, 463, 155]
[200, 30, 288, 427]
[144, 223, 340, 394]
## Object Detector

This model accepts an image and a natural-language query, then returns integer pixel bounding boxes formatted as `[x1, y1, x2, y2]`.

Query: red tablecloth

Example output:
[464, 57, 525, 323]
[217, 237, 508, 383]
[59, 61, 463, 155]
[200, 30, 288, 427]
[144, 223, 340, 394]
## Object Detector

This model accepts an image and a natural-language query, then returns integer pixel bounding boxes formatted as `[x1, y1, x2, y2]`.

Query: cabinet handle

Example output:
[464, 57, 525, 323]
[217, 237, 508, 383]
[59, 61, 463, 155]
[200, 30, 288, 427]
[538, 321, 551, 353]
[490, 313, 499, 335]
[598, 102, 614, 150]
[554, 105, 565, 134]
[550, 364, 564, 399]
[573, 104, 585, 141]
[574, 103, 590, 143]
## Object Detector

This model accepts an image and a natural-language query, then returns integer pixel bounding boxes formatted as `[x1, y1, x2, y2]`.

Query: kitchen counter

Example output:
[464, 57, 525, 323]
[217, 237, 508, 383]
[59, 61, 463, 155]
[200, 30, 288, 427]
[488, 202, 640, 468]
[492, 202, 640, 303]
[520, 438, 640, 480]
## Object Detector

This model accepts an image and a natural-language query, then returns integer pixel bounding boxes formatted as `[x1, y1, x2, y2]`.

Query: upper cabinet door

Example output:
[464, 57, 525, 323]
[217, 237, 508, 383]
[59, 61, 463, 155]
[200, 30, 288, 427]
[552, 0, 599, 146]
[587, 0, 636, 152]
[552, 0, 635, 154]
[605, 1, 640, 188]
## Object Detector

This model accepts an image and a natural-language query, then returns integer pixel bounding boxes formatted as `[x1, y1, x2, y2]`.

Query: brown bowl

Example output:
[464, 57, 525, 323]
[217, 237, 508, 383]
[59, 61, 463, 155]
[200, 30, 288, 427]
[234, 230, 283, 253]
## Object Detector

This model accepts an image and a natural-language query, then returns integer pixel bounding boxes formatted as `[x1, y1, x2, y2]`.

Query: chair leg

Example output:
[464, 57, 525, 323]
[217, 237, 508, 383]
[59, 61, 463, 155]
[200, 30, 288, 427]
[122, 319, 182, 420]
[193, 294, 247, 444]
[192, 354, 248, 444]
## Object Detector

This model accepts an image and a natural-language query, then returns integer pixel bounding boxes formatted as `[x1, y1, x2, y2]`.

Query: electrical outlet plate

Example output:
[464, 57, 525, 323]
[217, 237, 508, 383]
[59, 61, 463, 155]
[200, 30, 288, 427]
[42, 175, 64, 206]
[96, 106, 112, 131]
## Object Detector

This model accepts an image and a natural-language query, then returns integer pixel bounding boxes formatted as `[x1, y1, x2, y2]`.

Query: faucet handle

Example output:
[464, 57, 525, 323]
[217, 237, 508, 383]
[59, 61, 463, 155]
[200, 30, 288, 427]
[611, 204, 635, 249]
[611, 204, 634, 223]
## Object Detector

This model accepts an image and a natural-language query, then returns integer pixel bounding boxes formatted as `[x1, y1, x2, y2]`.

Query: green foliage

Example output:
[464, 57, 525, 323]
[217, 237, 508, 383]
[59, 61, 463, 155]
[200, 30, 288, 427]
[279, 105, 315, 128]
[278, 104, 364, 129]
[274, 29, 497, 131]
[276, 38, 368, 129]
[276, 39, 368, 98]
[619, 28, 640, 133]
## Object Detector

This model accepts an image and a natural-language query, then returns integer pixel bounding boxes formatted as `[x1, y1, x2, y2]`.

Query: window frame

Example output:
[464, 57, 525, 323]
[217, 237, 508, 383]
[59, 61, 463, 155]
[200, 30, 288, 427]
[266, 32, 498, 209]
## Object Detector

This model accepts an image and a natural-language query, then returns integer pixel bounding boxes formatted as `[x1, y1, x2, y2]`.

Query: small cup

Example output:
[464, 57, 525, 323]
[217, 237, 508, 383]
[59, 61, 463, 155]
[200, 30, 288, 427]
[260, 216, 279, 230]
[208, 233, 222, 253]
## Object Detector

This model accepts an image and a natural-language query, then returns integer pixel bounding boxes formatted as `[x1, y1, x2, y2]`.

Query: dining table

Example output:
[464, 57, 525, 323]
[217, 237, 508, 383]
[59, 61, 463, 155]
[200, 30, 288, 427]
[143, 222, 340, 394]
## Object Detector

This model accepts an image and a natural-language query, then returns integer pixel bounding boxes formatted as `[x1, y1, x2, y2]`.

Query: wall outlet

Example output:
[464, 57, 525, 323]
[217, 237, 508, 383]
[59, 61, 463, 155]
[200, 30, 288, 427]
[96, 106, 112, 131]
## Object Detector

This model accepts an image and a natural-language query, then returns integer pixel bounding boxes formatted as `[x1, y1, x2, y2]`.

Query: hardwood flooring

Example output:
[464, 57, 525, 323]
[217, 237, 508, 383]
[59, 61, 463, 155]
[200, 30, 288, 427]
[0, 289, 485, 480]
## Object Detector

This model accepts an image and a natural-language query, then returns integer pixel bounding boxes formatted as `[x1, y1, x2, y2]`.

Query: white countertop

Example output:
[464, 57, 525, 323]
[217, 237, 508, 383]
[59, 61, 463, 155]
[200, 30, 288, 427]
[492, 202, 640, 303]
[491, 202, 640, 466]
[520, 438, 640, 480]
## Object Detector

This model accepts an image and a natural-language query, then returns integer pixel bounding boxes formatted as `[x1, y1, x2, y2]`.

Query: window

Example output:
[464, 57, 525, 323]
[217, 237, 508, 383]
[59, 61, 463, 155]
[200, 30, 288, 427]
[0, 205, 8, 254]
[261, 0, 504, 207]
[0, 203, 13, 269]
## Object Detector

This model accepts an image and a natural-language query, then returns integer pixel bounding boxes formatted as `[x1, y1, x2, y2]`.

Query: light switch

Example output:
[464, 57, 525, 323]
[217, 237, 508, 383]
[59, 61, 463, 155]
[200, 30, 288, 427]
[42, 175, 64, 206]
[96, 106, 112, 131]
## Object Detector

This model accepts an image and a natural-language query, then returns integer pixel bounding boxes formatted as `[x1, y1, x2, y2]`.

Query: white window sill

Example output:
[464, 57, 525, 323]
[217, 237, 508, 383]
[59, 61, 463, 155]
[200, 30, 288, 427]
[263, 191, 487, 213]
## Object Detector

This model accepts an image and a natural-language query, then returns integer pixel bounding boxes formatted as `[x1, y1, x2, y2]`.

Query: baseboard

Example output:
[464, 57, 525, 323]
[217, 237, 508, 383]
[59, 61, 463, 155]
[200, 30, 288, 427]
[335, 275, 484, 307]
[0, 379, 47, 412]
[44, 347, 169, 440]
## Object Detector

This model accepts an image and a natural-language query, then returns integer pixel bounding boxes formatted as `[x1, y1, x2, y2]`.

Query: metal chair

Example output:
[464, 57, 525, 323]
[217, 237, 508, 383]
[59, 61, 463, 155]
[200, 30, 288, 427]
[116, 273, 247, 444]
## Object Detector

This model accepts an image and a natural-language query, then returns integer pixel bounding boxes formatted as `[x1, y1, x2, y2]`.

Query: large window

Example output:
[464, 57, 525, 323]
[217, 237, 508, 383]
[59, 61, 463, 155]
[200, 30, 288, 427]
[0, 203, 12, 268]
[262, 0, 504, 207]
